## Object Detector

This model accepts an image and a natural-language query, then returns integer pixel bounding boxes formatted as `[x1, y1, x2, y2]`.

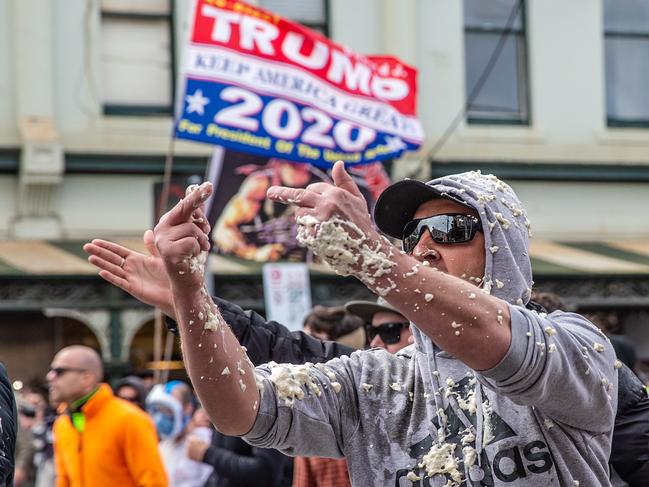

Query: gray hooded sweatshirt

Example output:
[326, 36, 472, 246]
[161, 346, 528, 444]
[244, 172, 619, 486]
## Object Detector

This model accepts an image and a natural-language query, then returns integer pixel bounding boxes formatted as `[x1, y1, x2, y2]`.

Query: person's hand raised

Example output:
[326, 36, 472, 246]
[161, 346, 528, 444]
[267, 161, 385, 278]
[153, 182, 213, 294]
[267, 160, 372, 232]
[83, 236, 176, 317]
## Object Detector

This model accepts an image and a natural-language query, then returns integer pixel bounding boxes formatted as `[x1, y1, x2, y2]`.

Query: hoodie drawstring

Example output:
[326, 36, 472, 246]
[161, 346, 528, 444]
[424, 337, 485, 482]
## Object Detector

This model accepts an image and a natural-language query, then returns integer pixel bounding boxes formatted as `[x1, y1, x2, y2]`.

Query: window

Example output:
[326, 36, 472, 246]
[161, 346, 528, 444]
[604, 0, 649, 126]
[100, 0, 174, 116]
[259, 0, 329, 35]
[463, 0, 529, 124]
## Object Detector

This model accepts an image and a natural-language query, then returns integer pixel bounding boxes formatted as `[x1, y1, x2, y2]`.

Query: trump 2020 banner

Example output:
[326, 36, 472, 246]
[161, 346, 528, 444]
[175, 0, 423, 168]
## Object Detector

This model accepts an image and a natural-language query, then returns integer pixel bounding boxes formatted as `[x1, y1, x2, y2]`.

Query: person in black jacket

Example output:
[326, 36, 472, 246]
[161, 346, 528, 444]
[84, 237, 649, 487]
[187, 424, 292, 487]
[0, 362, 17, 487]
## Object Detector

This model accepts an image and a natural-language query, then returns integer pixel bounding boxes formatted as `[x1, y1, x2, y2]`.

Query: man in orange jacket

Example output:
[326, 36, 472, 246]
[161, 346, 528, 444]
[48, 345, 167, 487]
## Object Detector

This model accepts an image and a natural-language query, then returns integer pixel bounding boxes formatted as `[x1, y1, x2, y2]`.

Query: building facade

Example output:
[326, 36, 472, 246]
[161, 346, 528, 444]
[1, 0, 648, 383]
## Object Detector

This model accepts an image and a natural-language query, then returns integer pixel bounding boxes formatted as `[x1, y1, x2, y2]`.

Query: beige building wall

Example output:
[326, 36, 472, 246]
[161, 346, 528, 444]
[0, 0, 646, 242]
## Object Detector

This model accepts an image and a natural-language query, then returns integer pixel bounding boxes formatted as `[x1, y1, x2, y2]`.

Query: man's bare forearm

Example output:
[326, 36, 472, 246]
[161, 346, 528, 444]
[173, 284, 260, 436]
[361, 241, 511, 371]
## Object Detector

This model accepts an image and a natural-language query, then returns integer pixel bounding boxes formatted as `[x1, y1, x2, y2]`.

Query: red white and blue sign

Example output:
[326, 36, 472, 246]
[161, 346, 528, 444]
[175, 0, 423, 168]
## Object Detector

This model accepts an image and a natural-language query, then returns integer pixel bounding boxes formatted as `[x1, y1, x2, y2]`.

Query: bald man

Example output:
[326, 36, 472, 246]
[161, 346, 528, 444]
[48, 346, 167, 487]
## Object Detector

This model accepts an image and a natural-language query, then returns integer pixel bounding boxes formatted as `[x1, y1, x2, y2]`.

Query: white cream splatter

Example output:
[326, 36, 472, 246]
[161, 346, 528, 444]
[461, 430, 476, 445]
[481, 279, 493, 295]
[463, 445, 477, 468]
[185, 251, 208, 275]
[418, 443, 462, 484]
[267, 362, 322, 406]
[403, 264, 420, 277]
[295, 215, 396, 294]
[493, 212, 510, 229]
[456, 388, 477, 415]
[237, 360, 246, 375]
[406, 471, 420, 482]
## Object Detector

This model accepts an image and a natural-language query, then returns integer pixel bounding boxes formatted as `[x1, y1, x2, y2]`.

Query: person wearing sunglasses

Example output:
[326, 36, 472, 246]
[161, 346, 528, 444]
[90, 166, 618, 486]
[47, 346, 167, 487]
[345, 298, 413, 354]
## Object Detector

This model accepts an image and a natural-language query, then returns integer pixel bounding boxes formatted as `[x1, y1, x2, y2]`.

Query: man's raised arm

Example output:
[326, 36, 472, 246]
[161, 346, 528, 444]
[153, 182, 259, 435]
[267, 161, 510, 372]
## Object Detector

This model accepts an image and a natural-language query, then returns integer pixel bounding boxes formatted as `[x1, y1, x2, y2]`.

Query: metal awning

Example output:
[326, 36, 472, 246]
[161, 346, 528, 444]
[0, 239, 648, 277]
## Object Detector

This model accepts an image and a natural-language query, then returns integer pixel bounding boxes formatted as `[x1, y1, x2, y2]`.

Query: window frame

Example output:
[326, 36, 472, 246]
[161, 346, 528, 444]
[100, 2, 176, 117]
[259, 0, 330, 36]
[463, 0, 530, 126]
[300, 0, 330, 37]
[604, 26, 649, 128]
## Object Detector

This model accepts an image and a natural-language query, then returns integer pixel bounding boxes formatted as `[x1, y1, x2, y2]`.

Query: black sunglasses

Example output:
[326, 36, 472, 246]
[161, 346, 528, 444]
[365, 322, 409, 345]
[49, 367, 86, 377]
[402, 213, 483, 255]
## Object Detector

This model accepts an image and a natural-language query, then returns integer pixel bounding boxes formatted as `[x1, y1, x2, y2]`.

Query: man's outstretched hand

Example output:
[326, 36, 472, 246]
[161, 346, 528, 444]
[83, 233, 175, 318]
[267, 161, 373, 234]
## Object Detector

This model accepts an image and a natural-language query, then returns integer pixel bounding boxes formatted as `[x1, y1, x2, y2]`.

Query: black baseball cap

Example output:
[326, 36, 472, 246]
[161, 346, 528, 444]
[374, 179, 474, 239]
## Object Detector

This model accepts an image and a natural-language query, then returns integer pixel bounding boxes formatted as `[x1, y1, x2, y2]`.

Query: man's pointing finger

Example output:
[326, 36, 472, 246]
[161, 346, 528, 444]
[162, 182, 213, 225]
[267, 186, 317, 208]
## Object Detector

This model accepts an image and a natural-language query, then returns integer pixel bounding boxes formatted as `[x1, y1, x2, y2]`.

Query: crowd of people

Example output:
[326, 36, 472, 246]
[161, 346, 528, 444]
[2, 163, 648, 486]
[7, 293, 423, 487]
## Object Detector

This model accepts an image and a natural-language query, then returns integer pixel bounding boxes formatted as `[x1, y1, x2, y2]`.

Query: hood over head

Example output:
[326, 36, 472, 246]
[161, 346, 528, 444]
[374, 171, 533, 306]
[146, 384, 185, 440]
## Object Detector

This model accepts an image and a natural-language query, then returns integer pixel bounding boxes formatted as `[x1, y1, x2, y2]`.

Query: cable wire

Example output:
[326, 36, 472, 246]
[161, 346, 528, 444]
[425, 0, 524, 164]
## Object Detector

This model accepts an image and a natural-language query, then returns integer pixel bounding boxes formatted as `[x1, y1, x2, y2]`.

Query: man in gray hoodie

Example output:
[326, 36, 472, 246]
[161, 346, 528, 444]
[150, 163, 619, 486]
